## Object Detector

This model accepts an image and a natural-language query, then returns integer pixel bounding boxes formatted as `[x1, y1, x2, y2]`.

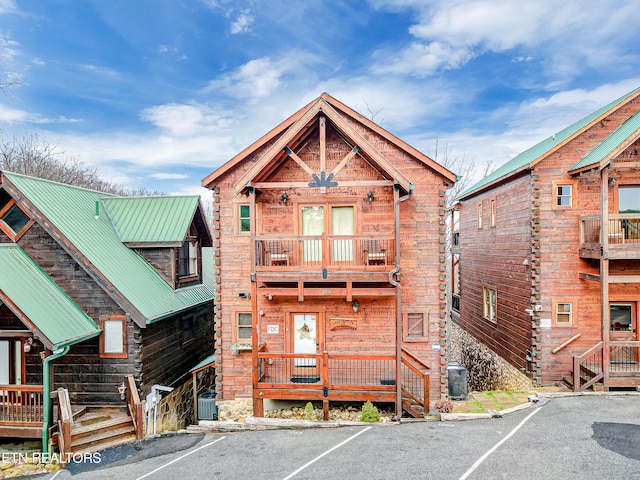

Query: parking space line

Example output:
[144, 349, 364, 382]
[459, 407, 541, 480]
[282, 426, 372, 480]
[135, 436, 226, 480]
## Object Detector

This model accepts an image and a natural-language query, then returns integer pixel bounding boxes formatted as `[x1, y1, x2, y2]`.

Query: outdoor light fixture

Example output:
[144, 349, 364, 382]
[23, 337, 33, 353]
[367, 191, 374, 202]
[352, 300, 359, 313]
[609, 177, 617, 187]
[281, 193, 289, 205]
[265, 294, 273, 301]
[118, 382, 127, 400]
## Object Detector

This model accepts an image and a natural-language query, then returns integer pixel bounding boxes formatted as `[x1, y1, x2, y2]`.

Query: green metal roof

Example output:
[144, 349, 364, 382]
[569, 109, 640, 172]
[103, 196, 200, 244]
[190, 353, 216, 373]
[458, 87, 640, 200]
[0, 244, 100, 350]
[3, 172, 213, 325]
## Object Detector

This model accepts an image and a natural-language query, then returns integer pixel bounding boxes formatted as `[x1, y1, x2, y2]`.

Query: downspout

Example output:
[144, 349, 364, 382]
[42, 346, 70, 454]
[390, 186, 412, 419]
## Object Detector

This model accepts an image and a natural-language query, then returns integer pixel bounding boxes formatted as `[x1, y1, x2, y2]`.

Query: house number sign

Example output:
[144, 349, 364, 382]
[267, 325, 279, 334]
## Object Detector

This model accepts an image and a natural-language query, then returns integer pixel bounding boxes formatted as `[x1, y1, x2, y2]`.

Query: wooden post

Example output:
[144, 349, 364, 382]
[600, 168, 610, 388]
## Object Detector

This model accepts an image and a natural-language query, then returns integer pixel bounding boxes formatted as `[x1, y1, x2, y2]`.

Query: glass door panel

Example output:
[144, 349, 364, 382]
[331, 206, 354, 262]
[302, 206, 324, 264]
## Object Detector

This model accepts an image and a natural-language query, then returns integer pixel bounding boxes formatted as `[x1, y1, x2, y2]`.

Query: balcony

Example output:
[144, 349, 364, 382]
[0, 384, 44, 438]
[255, 234, 395, 282]
[579, 215, 640, 259]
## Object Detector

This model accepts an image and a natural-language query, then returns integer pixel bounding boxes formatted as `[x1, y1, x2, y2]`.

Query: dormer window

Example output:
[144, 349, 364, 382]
[0, 194, 33, 241]
[179, 238, 199, 277]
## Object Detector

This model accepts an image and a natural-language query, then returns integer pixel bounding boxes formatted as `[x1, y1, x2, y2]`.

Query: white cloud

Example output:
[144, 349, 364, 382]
[230, 10, 254, 34]
[0, 0, 17, 14]
[150, 172, 189, 180]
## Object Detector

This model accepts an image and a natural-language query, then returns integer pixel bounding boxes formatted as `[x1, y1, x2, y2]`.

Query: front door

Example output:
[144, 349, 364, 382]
[288, 313, 321, 383]
[610, 304, 638, 364]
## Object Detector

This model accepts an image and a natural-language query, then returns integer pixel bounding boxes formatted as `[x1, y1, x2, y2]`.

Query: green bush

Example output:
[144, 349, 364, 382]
[304, 402, 315, 420]
[360, 401, 380, 422]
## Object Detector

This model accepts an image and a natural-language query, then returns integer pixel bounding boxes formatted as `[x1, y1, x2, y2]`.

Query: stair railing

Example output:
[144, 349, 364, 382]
[573, 342, 604, 392]
[400, 348, 430, 416]
[55, 387, 72, 466]
[126, 375, 144, 440]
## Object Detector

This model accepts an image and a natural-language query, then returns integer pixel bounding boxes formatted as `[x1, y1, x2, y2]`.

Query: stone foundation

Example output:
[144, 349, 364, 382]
[216, 398, 253, 422]
[449, 322, 533, 392]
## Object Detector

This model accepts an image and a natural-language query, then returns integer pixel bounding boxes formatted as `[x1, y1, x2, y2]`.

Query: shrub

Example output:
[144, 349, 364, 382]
[304, 402, 315, 420]
[360, 401, 380, 422]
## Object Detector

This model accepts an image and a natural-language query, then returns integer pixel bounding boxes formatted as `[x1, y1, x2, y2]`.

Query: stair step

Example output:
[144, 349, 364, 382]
[72, 424, 135, 450]
[73, 433, 137, 455]
[71, 415, 133, 438]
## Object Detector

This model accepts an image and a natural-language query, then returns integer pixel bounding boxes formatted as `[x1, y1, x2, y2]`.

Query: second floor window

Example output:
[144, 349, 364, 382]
[179, 238, 198, 277]
[556, 185, 572, 207]
[490, 198, 497, 227]
[477, 202, 483, 229]
[556, 302, 573, 327]
[239, 204, 250, 233]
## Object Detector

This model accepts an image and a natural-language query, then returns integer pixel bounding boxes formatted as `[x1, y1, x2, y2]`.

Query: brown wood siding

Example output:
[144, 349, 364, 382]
[140, 303, 213, 396]
[212, 115, 449, 405]
[458, 174, 533, 372]
[135, 247, 174, 285]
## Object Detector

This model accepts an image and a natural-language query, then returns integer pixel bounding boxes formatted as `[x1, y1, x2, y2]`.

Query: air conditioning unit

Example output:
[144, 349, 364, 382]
[197, 389, 218, 420]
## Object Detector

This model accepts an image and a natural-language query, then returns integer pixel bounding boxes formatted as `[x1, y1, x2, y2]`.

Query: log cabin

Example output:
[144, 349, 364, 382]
[453, 86, 640, 392]
[202, 93, 457, 419]
[0, 171, 213, 453]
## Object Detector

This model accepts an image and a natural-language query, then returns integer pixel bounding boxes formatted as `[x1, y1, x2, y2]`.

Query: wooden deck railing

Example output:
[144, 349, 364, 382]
[257, 352, 396, 391]
[55, 387, 72, 465]
[0, 385, 44, 425]
[256, 234, 395, 268]
[126, 375, 144, 440]
[573, 342, 603, 392]
[580, 215, 640, 245]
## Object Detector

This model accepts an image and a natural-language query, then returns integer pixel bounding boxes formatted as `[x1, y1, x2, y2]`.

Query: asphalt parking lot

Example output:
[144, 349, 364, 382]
[27, 393, 640, 480]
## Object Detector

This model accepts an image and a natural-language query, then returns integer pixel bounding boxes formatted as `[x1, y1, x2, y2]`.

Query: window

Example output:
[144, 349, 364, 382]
[179, 238, 198, 277]
[477, 202, 483, 229]
[556, 185, 572, 207]
[403, 311, 428, 341]
[239, 204, 250, 233]
[99, 315, 127, 358]
[182, 316, 194, 344]
[236, 313, 252, 343]
[0, 198, 33, 241]
[490, 198, 497, 227]
[483, 287, 497, 323]
[555, 302, 573, 327]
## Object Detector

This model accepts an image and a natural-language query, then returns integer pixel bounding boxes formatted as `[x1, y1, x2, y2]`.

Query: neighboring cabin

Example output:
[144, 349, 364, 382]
[0, 171, 214, 449]
[202, 93, 456, 419]
[453, 87, 640, 391]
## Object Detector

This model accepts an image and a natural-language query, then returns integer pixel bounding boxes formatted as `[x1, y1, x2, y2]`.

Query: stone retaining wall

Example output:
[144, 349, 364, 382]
[449, 322, 533, 392]
[216, 398, 253, 422]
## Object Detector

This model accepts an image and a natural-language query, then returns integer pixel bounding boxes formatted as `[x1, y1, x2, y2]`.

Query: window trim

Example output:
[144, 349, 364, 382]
[98, 315, 128, 359]
[553, 299, 575, 327]
[239, 203, 251, 234]
[0, 199, 34, 241]
[489, 198, 497, 227]
[553, 182, 575, 209]
[234, 311, 253, 347]
[477, 202, 483, 229]
[402, 309, 429, 342]
[178, 237, 199, 279]
[483, 286, 497, 323]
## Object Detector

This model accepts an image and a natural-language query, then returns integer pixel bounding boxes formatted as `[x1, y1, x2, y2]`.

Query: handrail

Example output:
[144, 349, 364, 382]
[400, 349, 430, 414]
[56, 387, 72, 466]
[573, 342, 603, 392]
[551, 333, 581, 354]
[126, 375, 144, 440]
[401, 347, 431, 370]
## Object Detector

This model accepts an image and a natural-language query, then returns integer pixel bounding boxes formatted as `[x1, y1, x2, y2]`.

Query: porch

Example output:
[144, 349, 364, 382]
[252, 349, 430, 419]
[579, 215, 640, 259]
[573, 341, 640, 391]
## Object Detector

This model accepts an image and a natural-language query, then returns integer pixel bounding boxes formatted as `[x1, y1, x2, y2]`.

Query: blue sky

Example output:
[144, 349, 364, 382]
[1, 0, 639, 196]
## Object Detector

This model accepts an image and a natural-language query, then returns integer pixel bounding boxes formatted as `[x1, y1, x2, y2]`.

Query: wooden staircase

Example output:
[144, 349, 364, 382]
[69, 408, 137, 454]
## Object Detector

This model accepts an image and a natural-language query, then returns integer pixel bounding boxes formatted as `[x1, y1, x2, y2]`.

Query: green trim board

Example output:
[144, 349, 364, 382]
[0, 244, 100, 350]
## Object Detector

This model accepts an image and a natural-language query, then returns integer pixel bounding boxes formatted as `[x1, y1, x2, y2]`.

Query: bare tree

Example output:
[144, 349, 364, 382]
[0, 131, 161, 196]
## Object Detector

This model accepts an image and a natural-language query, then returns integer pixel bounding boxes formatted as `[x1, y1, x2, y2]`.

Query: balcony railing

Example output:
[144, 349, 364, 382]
[580, 215, 640, 245]
[256, 234, 395, 268]
[573, 341, 640, 391]
[0, 385, 44, 425]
